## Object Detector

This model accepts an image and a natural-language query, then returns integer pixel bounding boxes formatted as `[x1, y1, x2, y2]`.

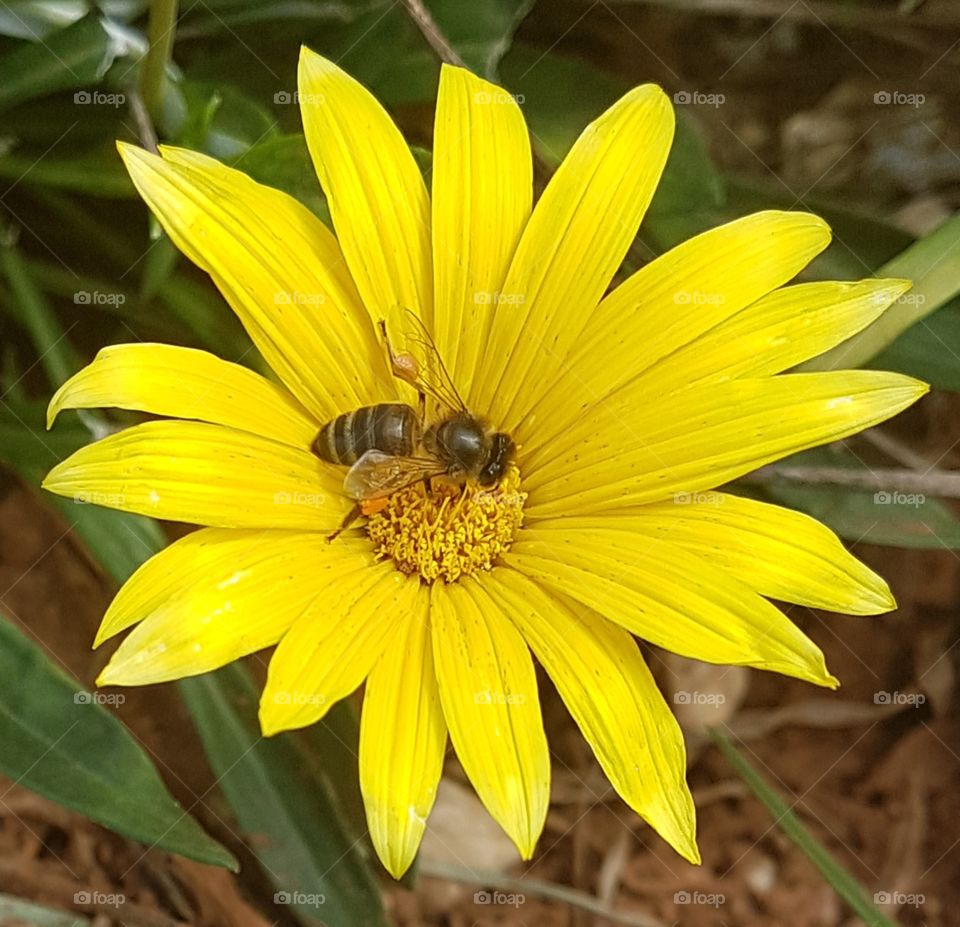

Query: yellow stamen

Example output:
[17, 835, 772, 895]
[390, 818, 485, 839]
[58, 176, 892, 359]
[366, 467, 525, 582]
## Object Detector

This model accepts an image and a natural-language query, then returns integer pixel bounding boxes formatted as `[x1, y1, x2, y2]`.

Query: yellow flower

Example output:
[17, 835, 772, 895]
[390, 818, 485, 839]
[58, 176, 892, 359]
[44, 48, 926, 878]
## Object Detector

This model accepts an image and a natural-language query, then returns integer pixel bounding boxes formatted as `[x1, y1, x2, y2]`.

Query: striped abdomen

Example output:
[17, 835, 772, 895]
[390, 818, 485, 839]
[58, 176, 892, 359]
[313, 403, 420, 465]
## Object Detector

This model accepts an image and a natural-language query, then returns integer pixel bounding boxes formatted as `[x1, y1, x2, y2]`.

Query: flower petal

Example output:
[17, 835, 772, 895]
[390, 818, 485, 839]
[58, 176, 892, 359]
[98, 531, 372, 685]
[430, 578, 550, 858]
[298, 48, 432, 329]
[471, 84, 674, 433]
[597, 494, 895, 615]
[42, 420, 350, 529]
[506, 526, 837, 686]
[485, 569, 699, 863]
[524, 371, 928, 514]
[260, 567, 417, 735]
[528, 211, 831, 449]
[432, 65, 532, 398]
[118, 143, 391, 420]
[360, 585, 446, 879]
[48, 343, 319, 448]
[636, 278, 912, 397]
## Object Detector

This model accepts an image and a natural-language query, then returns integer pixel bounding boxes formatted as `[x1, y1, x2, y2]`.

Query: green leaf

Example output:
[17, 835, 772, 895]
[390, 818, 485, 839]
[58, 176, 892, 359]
[0, 1, 146, 40]
[0, 151, 135, 197]
[0, 893, 92, 927]
[0, 614, 237, 870]
[744, 446, 960, 550]
[804, 212, 960, 371]
[0, 14, 117, 112]
[500, 45, 726, 250]
[180, 665, 386, 927]
[232, 133, 330, 223]
[709, 729, 897, 927]
[869, 300, 960, 392]
[421, 0, 536, 79]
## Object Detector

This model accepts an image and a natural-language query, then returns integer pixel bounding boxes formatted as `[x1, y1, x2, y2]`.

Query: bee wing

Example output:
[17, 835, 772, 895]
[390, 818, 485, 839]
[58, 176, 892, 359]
[343, 450, 445, 501]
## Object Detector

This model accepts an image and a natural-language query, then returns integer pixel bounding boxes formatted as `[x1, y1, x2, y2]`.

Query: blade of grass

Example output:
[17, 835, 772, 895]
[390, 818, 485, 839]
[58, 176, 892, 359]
[803, 212, 960, 371]
[709, 728, 898, 927]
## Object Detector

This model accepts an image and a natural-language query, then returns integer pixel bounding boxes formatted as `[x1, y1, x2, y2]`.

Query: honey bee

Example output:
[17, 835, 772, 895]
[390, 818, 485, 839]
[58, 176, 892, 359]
[313, 314, 515, 539]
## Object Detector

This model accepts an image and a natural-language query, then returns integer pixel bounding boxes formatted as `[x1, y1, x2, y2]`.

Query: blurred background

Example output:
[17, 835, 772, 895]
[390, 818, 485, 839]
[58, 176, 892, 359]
[1, 0, 959, 925]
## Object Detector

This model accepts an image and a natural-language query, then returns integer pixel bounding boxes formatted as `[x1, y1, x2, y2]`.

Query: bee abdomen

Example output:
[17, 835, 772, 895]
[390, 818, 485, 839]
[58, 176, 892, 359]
[313, 403, 419, 465]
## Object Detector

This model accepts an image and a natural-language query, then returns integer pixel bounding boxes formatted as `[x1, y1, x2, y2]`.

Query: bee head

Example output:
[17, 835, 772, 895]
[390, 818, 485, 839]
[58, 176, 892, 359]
[478, 432, 515, 487]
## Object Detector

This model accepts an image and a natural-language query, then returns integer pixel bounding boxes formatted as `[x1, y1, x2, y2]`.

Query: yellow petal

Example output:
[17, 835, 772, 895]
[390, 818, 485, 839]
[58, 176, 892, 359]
[42, 420, 350, 529]
[524, 371, 928, 515]
[638, 278, 912, 396]
[507, 527, 838, 687]
[259, 567, 417, 735]
[360, 584, 446, 879]
[48, 343, 319, 447]
[430, 579, 549, 858]
[98, 532, 372, 685]
[485, 569, 699, 863]
[528, 210, 831, 450]
[598, 494, 894, 615]
[471, 84, 675, 434]
[432, 65, 532, 399]
[118, 143, 391, 420]
[298, 48, 432, 330]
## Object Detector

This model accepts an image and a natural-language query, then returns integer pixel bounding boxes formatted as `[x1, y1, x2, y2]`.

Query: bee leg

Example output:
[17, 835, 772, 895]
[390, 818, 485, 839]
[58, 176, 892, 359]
[327, 503, 362, 543]
[378, 319, 420, 386]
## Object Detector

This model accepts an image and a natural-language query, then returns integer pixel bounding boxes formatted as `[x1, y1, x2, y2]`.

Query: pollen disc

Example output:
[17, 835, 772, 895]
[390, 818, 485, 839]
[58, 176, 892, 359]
[365, 467, 525, 583]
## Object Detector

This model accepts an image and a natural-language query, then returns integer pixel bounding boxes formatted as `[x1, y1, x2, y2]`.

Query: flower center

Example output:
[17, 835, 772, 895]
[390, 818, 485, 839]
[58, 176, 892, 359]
[365, 467, 526, 582]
